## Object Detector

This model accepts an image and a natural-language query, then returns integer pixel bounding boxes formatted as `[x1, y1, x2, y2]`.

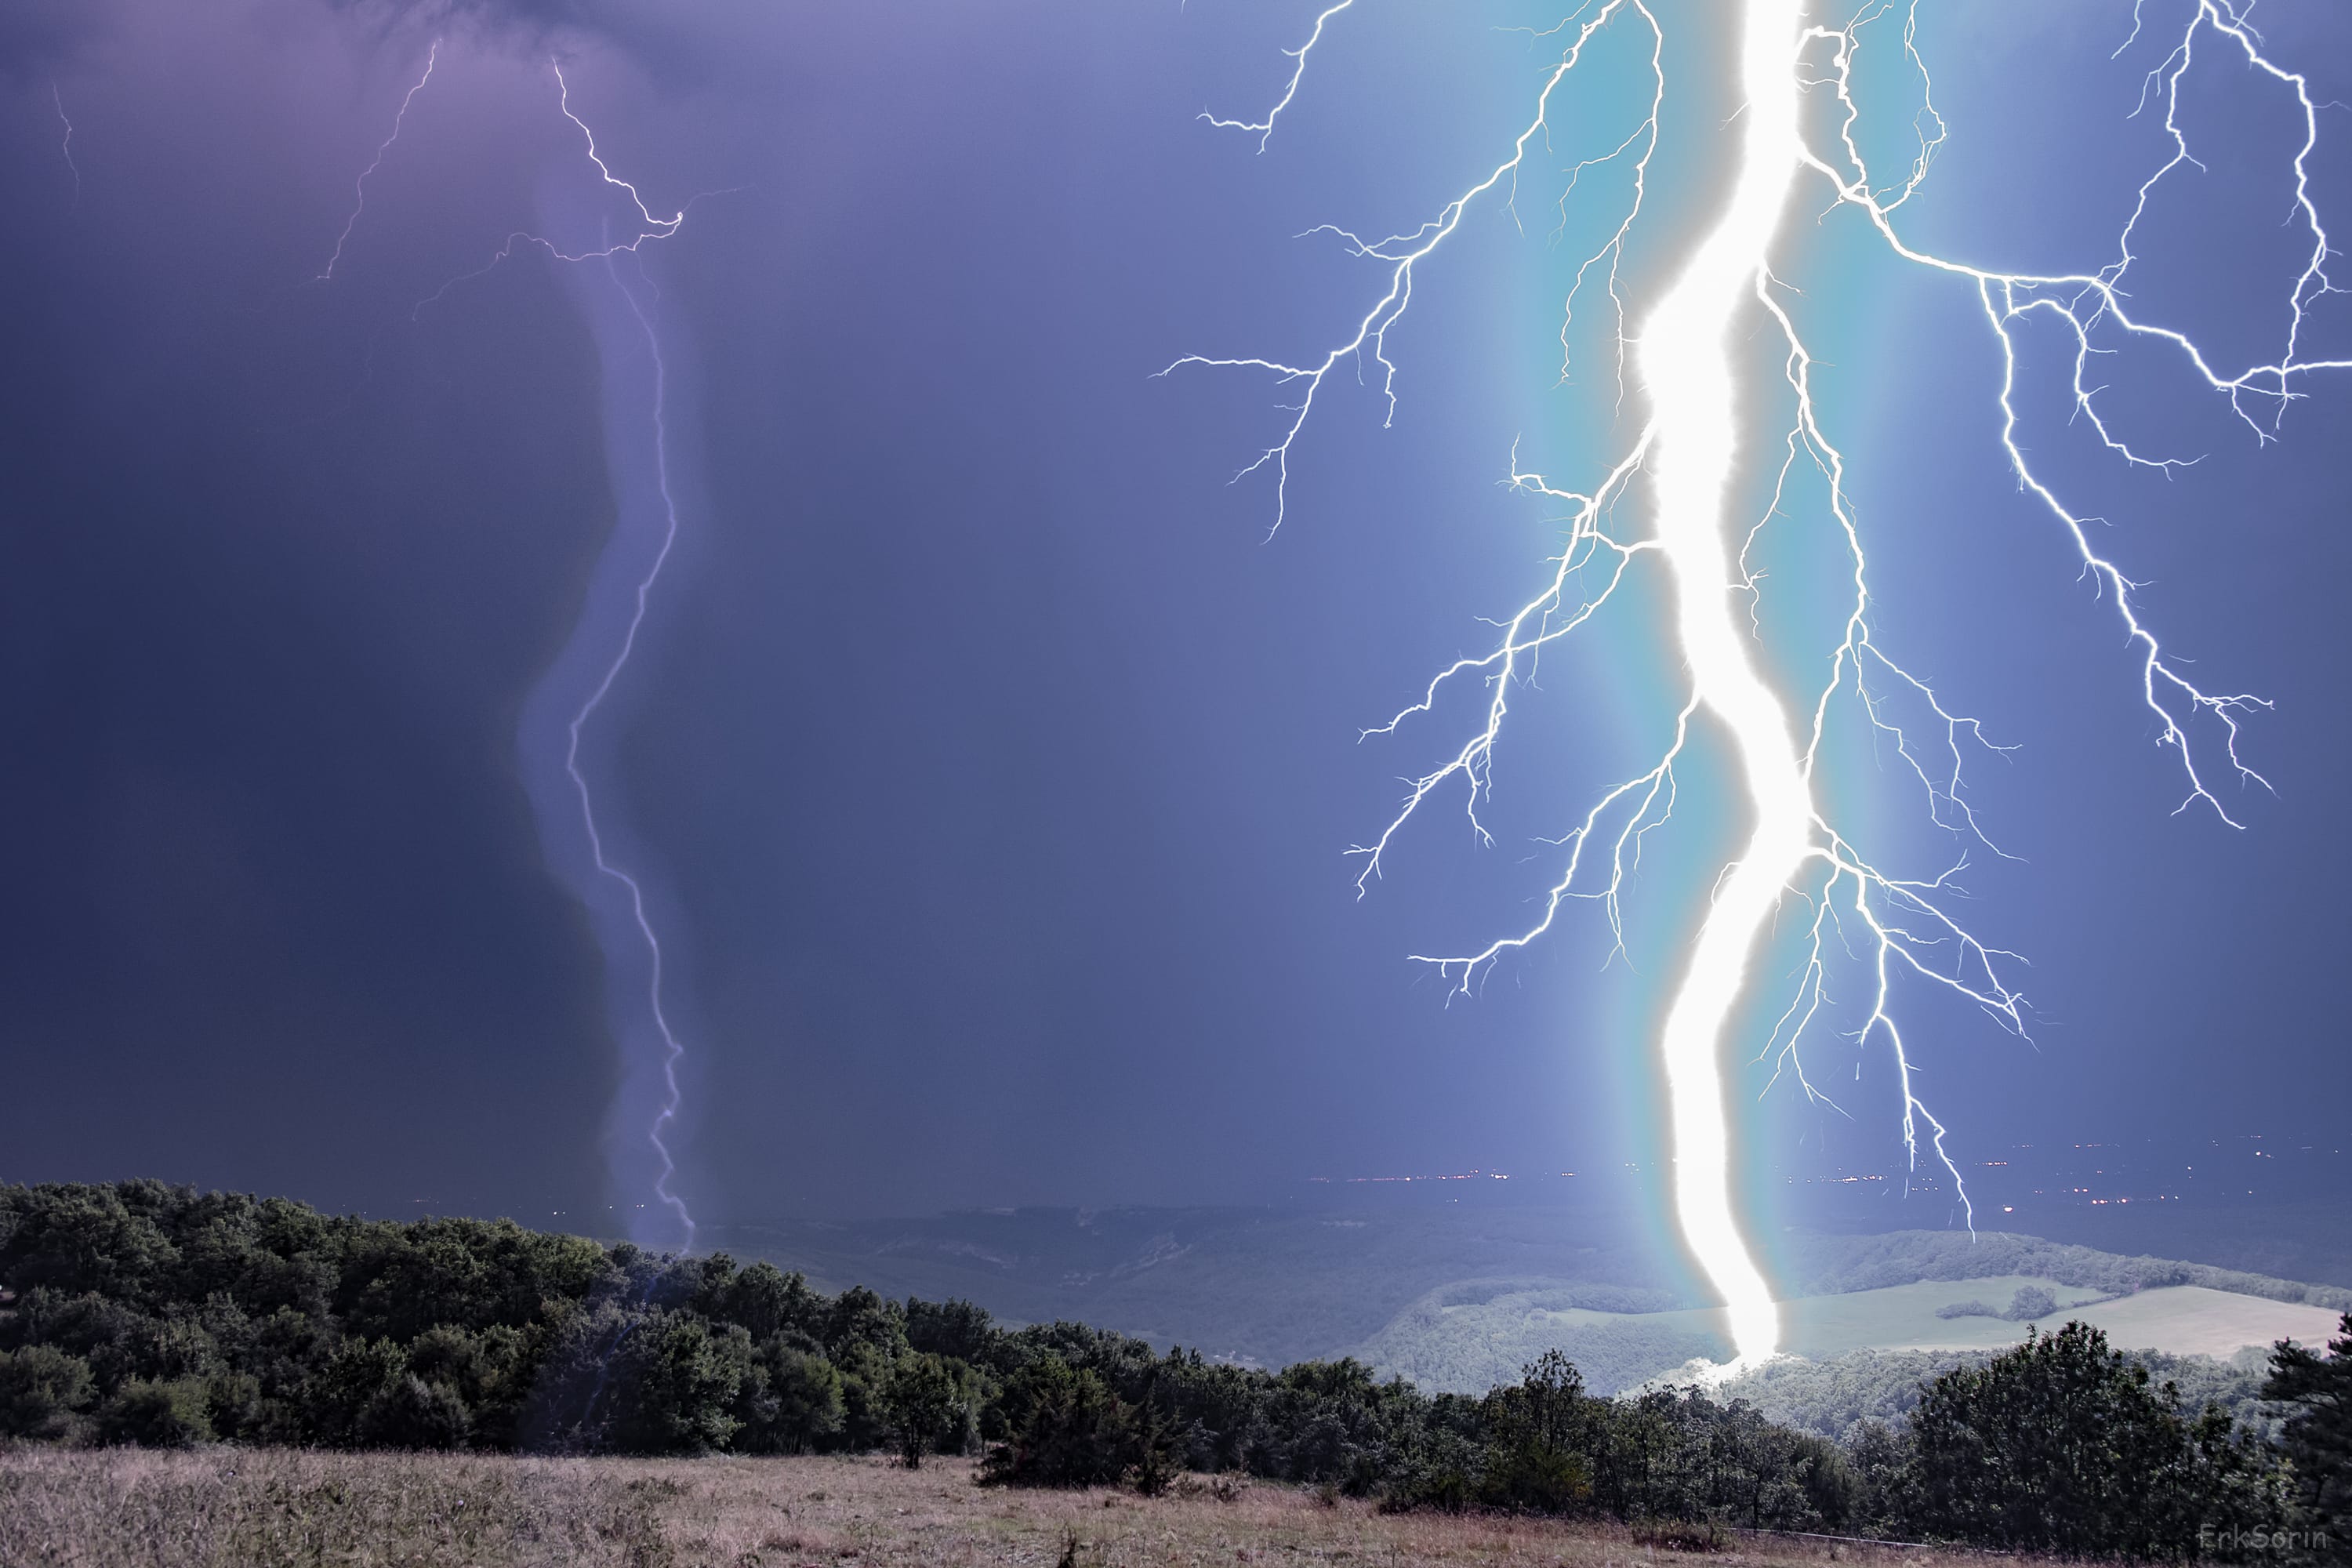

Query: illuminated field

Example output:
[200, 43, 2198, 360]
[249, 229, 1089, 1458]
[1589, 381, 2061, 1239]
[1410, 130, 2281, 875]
[1357, 1275, 2341, 1396]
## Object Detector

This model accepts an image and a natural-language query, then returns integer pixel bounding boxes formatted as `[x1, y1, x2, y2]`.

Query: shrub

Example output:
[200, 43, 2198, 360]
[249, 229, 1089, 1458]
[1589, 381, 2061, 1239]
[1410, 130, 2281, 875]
[1906, 1321, 2281, 1557]
[884, 1352, 971, 1467]
[96, 1377, 213, 1447]
[982, 1356, 1138, 1488]
[2262, 1312, 2351, 1557]
[361, 1374, 473, 1450]
[0, 1345, 95, 1439]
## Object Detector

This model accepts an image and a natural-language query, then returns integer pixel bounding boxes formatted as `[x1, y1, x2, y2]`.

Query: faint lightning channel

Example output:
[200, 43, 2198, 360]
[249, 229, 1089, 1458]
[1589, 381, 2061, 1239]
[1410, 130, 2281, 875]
[52, 85, 78, 209]
[318, 40, 441, 281]
[316, 43, 702, 1246]
[1182, 0, 2340, 1370]
[568, 252, 695, 1252]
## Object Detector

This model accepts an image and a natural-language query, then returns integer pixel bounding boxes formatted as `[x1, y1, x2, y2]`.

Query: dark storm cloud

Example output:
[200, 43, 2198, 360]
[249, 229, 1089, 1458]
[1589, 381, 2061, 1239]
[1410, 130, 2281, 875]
[325, 0, 755, 87]
[0, 0, 103, 77]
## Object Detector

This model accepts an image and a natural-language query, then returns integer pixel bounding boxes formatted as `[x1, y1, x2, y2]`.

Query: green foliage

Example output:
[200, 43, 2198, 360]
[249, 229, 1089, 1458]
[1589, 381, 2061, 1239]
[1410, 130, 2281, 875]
[2262, 1312, 2350, 1556]
[884, 1351, 972, 1467]
[1907, 1321, 2281, 1558]
[364, 1374, 474, 1450]
[1477, 1351, 1593, 1513]
[982, 1356, 1139, 1487]
[741, 1341, 845, 1454]
[96, 1377, 213, 1447]
[0, 1178, 2321, 1562]
[0, 1345, 96, 1439]
[601, 1312, 751, 1456]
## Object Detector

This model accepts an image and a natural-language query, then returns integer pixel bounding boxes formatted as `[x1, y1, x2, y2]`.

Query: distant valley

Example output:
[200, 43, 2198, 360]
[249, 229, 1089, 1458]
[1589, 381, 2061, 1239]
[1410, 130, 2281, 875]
[706, 1196, 2352, 1398]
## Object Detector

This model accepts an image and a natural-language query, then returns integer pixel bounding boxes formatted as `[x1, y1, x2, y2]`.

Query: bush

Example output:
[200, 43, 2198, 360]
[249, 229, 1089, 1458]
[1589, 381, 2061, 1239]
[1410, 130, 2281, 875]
[884, 1351, 971, 1467]
[1906, 1321, 2281, 1557]
[753, 1345, 845, 1454]
[982, 1356, 1138, 1488]
[97, 1377, 213, 1447]
[361, 1374, 473, 1450]
[2262, 1312, 2351, 1557]
[0, 1345, 95, 1439]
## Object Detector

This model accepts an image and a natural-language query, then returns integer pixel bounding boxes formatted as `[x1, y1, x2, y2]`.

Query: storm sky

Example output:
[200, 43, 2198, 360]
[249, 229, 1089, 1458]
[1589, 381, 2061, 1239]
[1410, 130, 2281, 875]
[1, 0, 2345, 1237]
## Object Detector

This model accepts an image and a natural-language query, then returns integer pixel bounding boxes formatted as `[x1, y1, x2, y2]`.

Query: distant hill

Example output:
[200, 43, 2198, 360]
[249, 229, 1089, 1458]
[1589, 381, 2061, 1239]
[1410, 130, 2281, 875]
[709, 1205, 2351, 1392]
[702, 1196, 1668, 1370]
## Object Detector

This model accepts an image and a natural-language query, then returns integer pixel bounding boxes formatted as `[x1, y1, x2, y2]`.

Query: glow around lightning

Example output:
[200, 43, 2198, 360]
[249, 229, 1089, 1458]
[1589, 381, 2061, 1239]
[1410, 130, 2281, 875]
[319, 40, 700, 1247]
[1183, 0, 2343, 1367]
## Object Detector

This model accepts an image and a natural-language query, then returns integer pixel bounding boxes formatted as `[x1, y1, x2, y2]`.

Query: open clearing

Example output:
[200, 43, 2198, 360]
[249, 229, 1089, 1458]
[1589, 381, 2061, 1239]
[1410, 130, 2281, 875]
[0, 1448, 2031, 1568]
[2053, 1286, 2343, 1359]
[1359, 1274, 2339, 1395]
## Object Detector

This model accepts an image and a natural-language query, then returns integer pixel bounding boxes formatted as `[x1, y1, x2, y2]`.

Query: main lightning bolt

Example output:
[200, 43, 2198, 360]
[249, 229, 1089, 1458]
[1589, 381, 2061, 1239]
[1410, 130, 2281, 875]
[1182, 0, 2341, 1367]
[318, 42, 702, 1247]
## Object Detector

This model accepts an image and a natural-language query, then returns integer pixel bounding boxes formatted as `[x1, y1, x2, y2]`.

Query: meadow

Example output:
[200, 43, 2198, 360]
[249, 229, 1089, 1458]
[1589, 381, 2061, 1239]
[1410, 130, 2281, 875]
[1361, 1273, 2346, 1396]
[0, 1446, 2032, 1568]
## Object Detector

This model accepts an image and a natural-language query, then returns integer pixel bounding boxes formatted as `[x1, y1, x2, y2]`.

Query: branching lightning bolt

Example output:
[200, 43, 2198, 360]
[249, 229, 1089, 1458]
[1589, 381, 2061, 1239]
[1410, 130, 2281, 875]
[318, 43, 702, 1247]
[1182, 0, 2341, 1367]
[409, 61, 691, 320]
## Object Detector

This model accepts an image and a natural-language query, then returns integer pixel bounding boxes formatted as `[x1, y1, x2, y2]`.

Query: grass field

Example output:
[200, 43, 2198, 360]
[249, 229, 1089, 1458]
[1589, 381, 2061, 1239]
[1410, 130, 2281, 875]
[1356, 1273, 2341, 1395]
[0, 1447, 2029, 1568]
[2056, 1286, 2343, 1360]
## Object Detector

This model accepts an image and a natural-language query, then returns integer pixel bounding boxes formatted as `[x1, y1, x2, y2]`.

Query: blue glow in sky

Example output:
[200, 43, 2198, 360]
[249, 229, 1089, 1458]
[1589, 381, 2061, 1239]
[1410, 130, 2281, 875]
[0, 0, 2343, 1254]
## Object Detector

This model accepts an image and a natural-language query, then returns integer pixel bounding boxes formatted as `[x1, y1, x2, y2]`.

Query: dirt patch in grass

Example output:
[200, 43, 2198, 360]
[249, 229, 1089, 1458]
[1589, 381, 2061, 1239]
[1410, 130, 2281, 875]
[0, 1448, 2008, 1568]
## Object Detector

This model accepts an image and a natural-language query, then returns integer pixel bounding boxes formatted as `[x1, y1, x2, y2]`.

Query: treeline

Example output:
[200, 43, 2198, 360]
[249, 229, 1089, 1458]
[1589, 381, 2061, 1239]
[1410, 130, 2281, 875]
[2, 1183, 2346, 1562]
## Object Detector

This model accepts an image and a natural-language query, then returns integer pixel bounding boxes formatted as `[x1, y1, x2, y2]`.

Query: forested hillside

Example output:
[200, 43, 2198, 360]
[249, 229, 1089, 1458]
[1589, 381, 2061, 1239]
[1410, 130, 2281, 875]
[3, 1182, 2346, 1560]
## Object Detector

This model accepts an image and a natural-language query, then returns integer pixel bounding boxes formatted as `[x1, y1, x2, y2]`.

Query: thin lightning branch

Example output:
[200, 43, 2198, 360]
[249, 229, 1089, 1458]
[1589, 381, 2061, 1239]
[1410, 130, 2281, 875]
[1163, 0, 1665, 535]
[1183, 0, 2340, 1369]
[411, 60, 692, 320]
[1200, 0, 1361, 154]
[52, 85, 79, 209]
[318, 39, 441, 281]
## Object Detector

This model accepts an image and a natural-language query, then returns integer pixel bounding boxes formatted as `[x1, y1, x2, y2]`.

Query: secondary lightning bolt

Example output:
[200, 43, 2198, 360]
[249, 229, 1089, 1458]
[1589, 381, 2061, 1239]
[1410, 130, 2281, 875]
[486, 62, 701, 1251]
[1184, 0, 2340, 1369]
[566, 251, 696, 1253]
[318, 42, 702, 1247]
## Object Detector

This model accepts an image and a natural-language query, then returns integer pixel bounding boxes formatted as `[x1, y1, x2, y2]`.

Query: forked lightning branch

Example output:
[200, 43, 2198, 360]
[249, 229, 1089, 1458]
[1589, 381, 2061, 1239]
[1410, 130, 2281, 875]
[1178, 0, 2343, 1367]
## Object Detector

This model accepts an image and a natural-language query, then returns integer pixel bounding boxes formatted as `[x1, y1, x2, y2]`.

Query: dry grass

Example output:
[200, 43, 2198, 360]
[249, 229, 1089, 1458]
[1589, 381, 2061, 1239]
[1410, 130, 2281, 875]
[0, 1447, 2006, 1568]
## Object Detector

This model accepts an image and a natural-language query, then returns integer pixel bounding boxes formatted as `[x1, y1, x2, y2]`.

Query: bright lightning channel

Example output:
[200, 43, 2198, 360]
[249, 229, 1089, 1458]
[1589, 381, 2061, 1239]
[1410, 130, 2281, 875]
[318, 42, 700, 1248]
[1183, 0, 2342, 1370]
